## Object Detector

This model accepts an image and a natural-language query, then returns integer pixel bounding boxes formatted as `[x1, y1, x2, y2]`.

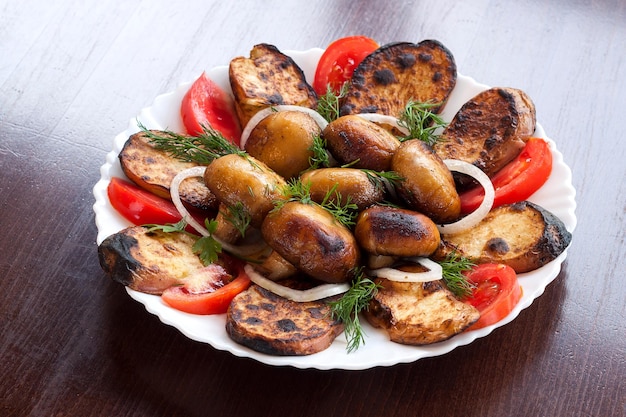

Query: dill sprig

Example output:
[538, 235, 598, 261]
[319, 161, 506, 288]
[143, 219, 222, 266]
[308, 134, 331, 170]
[221, 202, 252, 238]
[138, 121, 245, 164]
[316, 82, 349, 122]
[328, 269, 382, 353]
[439, 253, 476, 298]
[361, 169, 404, 193]
[397, 100, 447, 146]
[276, 179, 358, 227]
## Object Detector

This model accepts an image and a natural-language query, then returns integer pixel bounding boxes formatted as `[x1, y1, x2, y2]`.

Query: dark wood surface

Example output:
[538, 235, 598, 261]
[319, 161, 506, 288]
[1, 1, 624, 416]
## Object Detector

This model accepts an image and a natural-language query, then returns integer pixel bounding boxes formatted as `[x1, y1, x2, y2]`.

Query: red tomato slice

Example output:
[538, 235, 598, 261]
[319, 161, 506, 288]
[181, 71, 242, 146]
[460, 137, 553, 214]
[107, 177, 206, 232]
[161, 256, 251, 315]
[463, 263, 523, 330]
[313, 36, 379, 96]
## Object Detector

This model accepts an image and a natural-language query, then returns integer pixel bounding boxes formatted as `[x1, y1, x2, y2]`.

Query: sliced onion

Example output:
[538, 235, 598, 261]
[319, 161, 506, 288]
[240, 105, 329, 149]
[354, 113, 410, 136]
[244, 264, 350, 302]
[437, 159, 495, 235]
[170, 167, 271, 258]
[369, 257, 442, 282]
[170, 166, 211, 236]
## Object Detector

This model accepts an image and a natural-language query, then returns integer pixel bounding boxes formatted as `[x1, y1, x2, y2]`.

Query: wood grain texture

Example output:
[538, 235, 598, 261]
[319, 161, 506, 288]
[1, 0, 625, 416]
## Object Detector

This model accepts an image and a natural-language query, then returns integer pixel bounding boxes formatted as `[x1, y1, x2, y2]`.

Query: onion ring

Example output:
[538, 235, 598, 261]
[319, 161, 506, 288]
[437, 159, 495, 235]
[170, 167, 270, 257]
[354, 113, 410, 136]
[369, 257, 443, 282]
[244, 264, 350, 302]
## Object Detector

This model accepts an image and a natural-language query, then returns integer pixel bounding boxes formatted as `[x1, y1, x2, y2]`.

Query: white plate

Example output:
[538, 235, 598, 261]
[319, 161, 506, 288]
[93, 48, 577, 370]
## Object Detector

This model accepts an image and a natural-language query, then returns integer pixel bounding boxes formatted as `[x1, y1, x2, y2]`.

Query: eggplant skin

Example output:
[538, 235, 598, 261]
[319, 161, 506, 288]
[433, 201, 572, 273]
[340, 40, 457, 118]
[355, 206, 440, 257]
[433, 87, 536, 185]
[98, 226, 204, 295]
[226, 284, 344, 356]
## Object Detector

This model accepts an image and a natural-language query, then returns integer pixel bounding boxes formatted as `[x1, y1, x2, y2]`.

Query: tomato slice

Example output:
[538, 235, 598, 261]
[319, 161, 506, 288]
[107, 177, 206, 232]
[459, 137, 553, 214]
[463, 263, 523, 330]
[161, 256, 251, 315]
[181, 71, 242, 146]
[313, 36, 379, 96]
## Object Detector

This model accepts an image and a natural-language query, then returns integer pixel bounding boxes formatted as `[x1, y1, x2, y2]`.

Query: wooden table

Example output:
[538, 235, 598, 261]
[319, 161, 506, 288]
[1, 1, 624, 416]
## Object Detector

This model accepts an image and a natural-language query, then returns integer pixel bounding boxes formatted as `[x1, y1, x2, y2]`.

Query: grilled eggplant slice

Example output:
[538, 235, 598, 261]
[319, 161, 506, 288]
[226, 284, 344, 356]
[119, 130, 218, 211]
[340, 40, 457, 118]
[98, 226, 204, 295]
[433, 87, 536, 185]
[365, 278, 479, 345]
[229, 43, 318, 127]
[433, 201, 572, 273]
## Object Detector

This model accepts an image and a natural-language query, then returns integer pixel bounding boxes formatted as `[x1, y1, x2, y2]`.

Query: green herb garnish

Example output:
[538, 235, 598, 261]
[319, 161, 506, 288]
[138, 121, 245, 164]
[397, 100, 447, 146]
[308, 134, 331, 170]
[439, 253, 476, 298]
[143, 219, 222, 266]
[221, 202, 252, 238]
[316, 82, 349, 123]
[328, 269, 382, 353]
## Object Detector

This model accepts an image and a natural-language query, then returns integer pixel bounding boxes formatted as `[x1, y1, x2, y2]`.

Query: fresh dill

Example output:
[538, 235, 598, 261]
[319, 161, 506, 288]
[142, 218, 222, 266]
[137, 121, 245, 164]
[316, 82, 349, 122]
[397, 100, 447, 146]
[221, 202, 252, 238]
[328, 269, 382, 353]
[308, 134, 331, 170]
[276, 179, 358, 227]
[439, 253, 476, 298]
[361, 169, 404, 193]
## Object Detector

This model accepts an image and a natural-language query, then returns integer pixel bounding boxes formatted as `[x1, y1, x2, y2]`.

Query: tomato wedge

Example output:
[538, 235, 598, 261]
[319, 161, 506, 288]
[107, 177, 206, 232]
[313, 36, 379, 96]
[459, 137, 553, 214]
[161, 256, 251, 315]
[181, 71, 242, 146]
[463, 263, 523, 330]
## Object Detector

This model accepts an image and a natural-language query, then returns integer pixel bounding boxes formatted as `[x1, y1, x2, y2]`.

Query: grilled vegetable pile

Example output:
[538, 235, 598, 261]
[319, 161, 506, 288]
[98, 37, 572, 356]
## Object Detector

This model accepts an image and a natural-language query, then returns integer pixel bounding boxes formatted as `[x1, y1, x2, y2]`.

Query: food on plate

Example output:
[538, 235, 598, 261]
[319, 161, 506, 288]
[244, 110, 321, 179]
[229, 43, 318, 127]
[181, 71, 242, 145]
[461, 263, 522, 330]
[97, 37, 574, 358]
[433, 201, 572, 273]
[202, 153, 288, 228]
[300, 167, 385, 210]
[391, 139, 461, 224]
[339, 40, 457, 118]
[322, 114, 401, 171]
[354, 205, 440, 257]
[119, 130, 219, 211]
[433, 87, 536, 186]
[226, 283, 344, 356]
[365, 278, 480, 345]
[98, 226, 205, 295]
[459, 137, 553, 214]
[261, 201, 360, 284]
[312, 35, 379, 96]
